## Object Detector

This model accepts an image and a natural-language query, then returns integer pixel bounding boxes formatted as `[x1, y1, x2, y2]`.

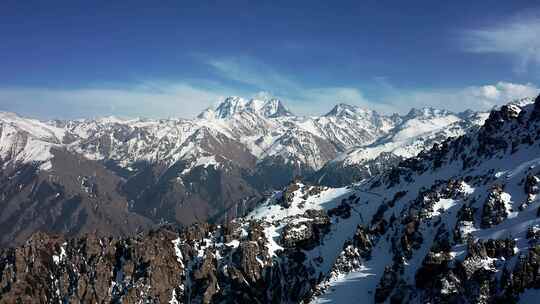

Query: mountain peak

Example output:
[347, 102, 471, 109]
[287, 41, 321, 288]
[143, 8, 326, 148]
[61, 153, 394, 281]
[325, 103, 371, 118]
[215, 96, 247, 118]
[199, 95, 293, 119]
[252, 98, 293, 118]
[404, 107, 451, 119]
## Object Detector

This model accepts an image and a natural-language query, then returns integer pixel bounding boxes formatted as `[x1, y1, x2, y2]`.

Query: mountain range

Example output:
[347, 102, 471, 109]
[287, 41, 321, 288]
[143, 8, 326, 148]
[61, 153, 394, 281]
[0, 95, 487, 247]
[1, 95, 540, 303]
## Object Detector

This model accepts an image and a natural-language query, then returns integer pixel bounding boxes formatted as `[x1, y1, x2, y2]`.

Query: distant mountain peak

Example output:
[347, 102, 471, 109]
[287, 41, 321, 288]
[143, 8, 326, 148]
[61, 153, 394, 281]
[404, 106, 452, 119]
[199, 95, 293, 119]
[214, 96, 247, 118]
[325, 103, 372, 118]
[254, 98, 293, 118]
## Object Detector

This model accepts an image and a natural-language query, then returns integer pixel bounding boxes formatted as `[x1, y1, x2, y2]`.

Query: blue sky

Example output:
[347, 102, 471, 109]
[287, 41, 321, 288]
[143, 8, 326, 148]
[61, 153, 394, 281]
[1, 0, 540, 118]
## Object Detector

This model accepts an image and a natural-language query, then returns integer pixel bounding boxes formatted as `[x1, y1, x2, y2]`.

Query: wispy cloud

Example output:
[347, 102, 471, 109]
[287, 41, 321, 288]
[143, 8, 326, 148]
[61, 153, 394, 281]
[1, 80, 537, 119]
[2, 53, 538, 120]
[379, 81, 540, 113]
[461, 14, 540, 73]
[204, 56, 539, 115]
[206, 57, 298, 92]
[286, 87, 397, 115]
[203, 56, 382, 115]
[0, 82, 233, 119]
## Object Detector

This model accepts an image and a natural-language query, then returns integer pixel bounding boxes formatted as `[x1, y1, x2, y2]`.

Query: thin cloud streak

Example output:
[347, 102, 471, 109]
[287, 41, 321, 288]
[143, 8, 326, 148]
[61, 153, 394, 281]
[374, 81, 539, 114]
[204, 56, 539, 115]
[461, 14, 540, 73]
[0, 81, 537, 120]
[1, 54, 538, 120]
[0, 82, 230, 120]
[203, 56, 390, 115]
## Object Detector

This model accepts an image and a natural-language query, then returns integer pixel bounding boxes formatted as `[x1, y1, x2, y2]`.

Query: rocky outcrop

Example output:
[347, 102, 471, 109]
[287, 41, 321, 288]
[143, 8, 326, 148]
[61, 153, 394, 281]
[0, 229, 183, 304]
[375, 266, 399, 303]
[481, 184, 509, 228]
[280, 210, 330, 250]
[278, 181, 301, 208]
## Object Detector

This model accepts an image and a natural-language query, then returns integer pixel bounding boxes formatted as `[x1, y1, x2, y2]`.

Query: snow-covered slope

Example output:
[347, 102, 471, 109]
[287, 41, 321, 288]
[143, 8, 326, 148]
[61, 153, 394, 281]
[0, 111, 66, 170]
[338, 108, 487, 164]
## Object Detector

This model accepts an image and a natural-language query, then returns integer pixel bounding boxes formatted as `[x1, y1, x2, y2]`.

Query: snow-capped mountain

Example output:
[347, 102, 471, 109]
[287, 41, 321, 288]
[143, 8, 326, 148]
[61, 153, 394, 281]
[2, 95, 540, 303]
[198, 96, 293, 119]
[0, 96, 480, 178]
[0, 111, 66, 170]
[312, 107, 489, 186]
[0, 95, 484, 247]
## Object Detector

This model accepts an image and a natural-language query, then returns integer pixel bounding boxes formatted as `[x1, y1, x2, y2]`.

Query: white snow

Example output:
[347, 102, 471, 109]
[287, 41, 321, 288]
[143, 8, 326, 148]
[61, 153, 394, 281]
[0, 111, 65, 142]
[181, 155, 220, 175]
[52, 243, 67, 265]
[263, 225, 284, 256]
[0, 114, 63, 171]
[225, 239, 240, 249]
[334, 111, 488, 166]
[169, 289, 180, 304]
[171, 238, 184, 268]
[250, 185, 350, 221]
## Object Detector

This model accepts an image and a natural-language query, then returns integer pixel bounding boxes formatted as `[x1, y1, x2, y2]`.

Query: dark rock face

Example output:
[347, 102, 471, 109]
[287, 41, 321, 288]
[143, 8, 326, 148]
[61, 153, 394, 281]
[123, 159, 262, 226]
[178, 218, 326, 304]
[191, 250, 219, 304]
[278, 181, 301, 208]
[237, 242, 264, 283]
[328, 200, 352, 219]
[0, 224, 312, 304]
[328, 225, 375, 278]
[525, 174, 540, 196]
[0, 229, 183, 303]
[413, 238, 538, 304]
[375, 266, 399, 303]
[0, 149, 153, 248]
[481, 184, 508, 228]
[525, 174, 540, 209]
[281, 222, 316, 249]
[352, 225, 374, 258]
[0, 138, 268, 248]
[415, 251, 453, 289]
